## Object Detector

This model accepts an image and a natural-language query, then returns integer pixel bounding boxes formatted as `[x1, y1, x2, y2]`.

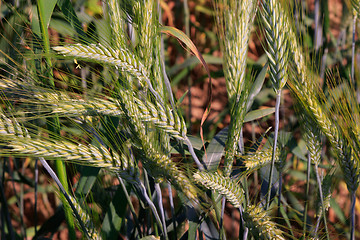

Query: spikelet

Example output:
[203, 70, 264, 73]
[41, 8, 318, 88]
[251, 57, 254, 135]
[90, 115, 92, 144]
[259, 0, 289, 92]
[0, 113, 135, 177]
[294, 83, 360, 194]
[215, 0, 257, 100]
[299, 111, 322, 166]
[242, 147, 280, 171]
[37, 93, 123, 117]
[132, 93, 187, 140]
[286, 7, 311, 93]
[53, 43, 166, 108]
[142, 151, 198, 202]
[106, 0, 129, 49]
[292, 86, 343, 161]
[8, 138, 128, 169]
[193, 171, 244, 208]
[243, 204, 285, 240]
[117, 89, 186, 140]
[0, 81, 123, 117]
[0, 112, 28, 138]
[340, 143, 360, 193]
[53, 44, 150, 87]
[118, 89, 198, 202]
[2, 82, 186, 141]
[67, 195, 101, 240]
[0, 106, 139, 185]
[133, 0, 157, 70]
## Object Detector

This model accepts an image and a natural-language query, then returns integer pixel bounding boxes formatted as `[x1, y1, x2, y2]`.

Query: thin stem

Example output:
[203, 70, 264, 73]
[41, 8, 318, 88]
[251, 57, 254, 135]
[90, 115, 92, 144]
[239, 206, 248, 240]
[211, 191, 223, 232]
[167, 182, 177, 239]
[184, 136, 204, 171]
[238, 128, 244, 154]
[220, 196, 226, 240]
[37, 1, 75, 238]
[239, 130, 249, 203]
[138, 182, 164, 238]
[277, 171, 283, 215]
[350, 191, 356, 240]
[351, 14, 360, 103]
[118, 176, 143, 238]
[252, 122, 259, 186]
[144, 170, 159, 236]
[34, 158, 38, 237]
[39, 158, 90, 239]
[266, 90, 281, 210]
[303, 153, 311, 238]
[314, 164, 330, 240]
[314, 214, 321, 238]
[37, 0, 53, 83]
[155, 183, 168, 240]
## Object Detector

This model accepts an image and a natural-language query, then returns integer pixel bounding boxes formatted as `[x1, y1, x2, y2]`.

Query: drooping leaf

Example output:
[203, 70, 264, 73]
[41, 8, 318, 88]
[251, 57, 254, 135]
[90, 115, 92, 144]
[244, 107, 275, 123]
[160, 26, 212, 153]
[160, 26, 211, 81]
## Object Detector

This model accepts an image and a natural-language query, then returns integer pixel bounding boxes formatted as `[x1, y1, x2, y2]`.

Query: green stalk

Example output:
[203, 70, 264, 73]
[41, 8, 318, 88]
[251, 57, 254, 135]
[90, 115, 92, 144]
[40, 159, 90, 238]
[37, 1, 76, 238]
[314, 165, 330, 240]
[167, 182, 177, 239]
[34, 159, 38, 236]
[238, 206, 248, 240]
[239, 131, 249, 203]
[144, 170, 159, 237]
[118, 177, 143, 238]
[155, 183, 168, 240]
[37, 0, 53, 84]
[277, 170, 283, 215]
[138, 180, 163, 237]
[219, 196, 226, 240]
[259, 0, 288, 210]
[303, 154, 311, 238]
[266, 90, 281, 210]
[350, 191, 356, 240]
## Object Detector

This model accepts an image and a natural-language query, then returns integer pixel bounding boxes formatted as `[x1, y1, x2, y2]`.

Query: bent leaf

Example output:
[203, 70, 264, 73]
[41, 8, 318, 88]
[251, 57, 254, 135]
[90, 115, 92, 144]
[244, 108, 275, 123]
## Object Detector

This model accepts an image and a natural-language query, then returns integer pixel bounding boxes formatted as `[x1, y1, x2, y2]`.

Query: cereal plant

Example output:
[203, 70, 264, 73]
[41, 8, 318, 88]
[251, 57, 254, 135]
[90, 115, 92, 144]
[1, 0, 360, 239]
